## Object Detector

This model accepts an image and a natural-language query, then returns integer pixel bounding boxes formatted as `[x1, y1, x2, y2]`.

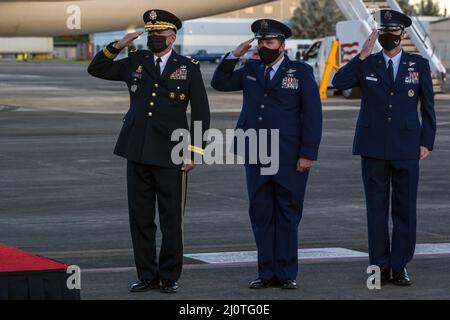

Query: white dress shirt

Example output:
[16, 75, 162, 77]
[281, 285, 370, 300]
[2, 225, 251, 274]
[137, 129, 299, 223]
[154, 49, 173, 74]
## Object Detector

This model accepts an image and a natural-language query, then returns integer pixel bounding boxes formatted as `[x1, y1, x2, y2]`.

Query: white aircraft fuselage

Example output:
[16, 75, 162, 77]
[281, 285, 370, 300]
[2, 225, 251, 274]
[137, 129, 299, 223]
[0, 0, 273, 36]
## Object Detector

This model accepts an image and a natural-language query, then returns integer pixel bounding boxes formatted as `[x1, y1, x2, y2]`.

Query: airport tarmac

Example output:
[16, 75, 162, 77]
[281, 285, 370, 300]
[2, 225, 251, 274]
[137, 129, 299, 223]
[1, 61, 450, 300]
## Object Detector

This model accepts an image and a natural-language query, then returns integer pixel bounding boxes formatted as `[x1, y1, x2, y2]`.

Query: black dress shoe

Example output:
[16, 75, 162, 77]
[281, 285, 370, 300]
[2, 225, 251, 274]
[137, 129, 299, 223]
[281, 279, 297, 289]
[380, 266, 391, 284]
[130, 279, 160, 292]
[249, 278, 272, 289]
[392, 268, 411, 286]
[160, 281, 178, 293]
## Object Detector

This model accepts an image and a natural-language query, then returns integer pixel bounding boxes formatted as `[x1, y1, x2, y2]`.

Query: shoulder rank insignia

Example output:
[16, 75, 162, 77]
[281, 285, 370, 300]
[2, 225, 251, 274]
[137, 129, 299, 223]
[191, 59, 199, 65]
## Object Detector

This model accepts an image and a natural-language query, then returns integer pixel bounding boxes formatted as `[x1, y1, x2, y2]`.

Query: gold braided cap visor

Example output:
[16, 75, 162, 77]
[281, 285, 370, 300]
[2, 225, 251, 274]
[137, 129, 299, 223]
[144, 21, 178, 32]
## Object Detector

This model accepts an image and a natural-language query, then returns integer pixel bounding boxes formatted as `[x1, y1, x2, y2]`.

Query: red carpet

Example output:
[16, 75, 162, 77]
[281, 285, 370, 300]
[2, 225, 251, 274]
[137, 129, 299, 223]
[0, 244, 80, 300]
[0, 244, 68, 273]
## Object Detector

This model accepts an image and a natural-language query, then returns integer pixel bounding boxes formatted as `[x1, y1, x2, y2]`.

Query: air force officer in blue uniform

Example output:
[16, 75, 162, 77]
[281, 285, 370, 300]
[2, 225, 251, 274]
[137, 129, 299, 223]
[211, 19, 322, 289]
[332, 10, 436, 285]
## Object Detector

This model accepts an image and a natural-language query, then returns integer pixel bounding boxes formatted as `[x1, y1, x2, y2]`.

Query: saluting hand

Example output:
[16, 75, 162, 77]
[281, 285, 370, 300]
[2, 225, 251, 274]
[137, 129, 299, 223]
[232, 38, 255, 58]
[359, 30, 379, 60]
[113, 31, 144, 50]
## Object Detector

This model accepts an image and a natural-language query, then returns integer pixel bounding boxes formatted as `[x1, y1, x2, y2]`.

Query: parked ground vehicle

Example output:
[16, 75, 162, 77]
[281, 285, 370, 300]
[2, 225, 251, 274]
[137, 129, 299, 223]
[302, 21, 367, 99]
[186, 49, 224, 63]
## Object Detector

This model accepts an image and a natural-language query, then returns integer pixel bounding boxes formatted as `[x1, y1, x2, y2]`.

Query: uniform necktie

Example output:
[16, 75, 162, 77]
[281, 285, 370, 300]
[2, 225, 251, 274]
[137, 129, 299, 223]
[265, 67, 273, 88]
[388, 59, 394, 85]
[155, 57, 162, 75]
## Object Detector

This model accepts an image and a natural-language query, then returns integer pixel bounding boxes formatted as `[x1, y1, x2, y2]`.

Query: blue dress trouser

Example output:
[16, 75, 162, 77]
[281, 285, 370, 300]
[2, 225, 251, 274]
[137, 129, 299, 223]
[246, 165, 309, 281]
[361, 156, 419, 272]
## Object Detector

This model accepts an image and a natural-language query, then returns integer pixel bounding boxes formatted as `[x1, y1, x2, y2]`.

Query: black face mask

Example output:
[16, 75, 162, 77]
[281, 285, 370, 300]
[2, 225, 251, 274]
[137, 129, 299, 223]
[258, 46, 282, 65]
[378, 33, 401, 51]
[147, 35, 168, 53]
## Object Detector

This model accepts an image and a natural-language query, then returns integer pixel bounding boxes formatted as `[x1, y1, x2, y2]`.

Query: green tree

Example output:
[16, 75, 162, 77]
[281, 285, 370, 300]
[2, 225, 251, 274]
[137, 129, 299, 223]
[290, 0, 345, 39]
[414, 0, 443, 16]
[397, 0, 414, 15]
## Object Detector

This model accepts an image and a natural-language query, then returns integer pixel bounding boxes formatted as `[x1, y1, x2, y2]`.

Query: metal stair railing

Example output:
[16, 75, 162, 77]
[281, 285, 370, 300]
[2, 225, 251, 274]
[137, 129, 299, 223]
[335, 0, 381, 52]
